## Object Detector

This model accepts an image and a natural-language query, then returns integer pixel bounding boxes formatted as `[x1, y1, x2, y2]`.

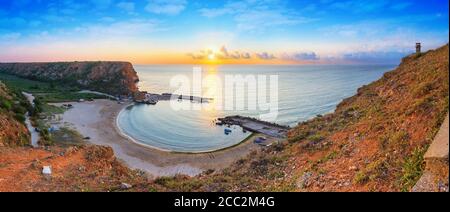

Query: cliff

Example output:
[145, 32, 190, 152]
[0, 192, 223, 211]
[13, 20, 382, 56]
[155, 44, 449, 192]
[0, 45, 448, 192]
[0, 62, 139, 96]
[0, 82, 30, 147]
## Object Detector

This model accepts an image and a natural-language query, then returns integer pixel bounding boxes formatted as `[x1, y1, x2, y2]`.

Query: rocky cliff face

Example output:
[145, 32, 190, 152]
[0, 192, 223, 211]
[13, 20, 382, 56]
[152, 44, 449, 192]
[0, 62, 139, 96]
[0, 82, 30, 147]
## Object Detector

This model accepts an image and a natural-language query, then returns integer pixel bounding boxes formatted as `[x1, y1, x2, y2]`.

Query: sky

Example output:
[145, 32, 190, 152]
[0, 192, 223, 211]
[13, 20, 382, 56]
[0, 0, 448, 64]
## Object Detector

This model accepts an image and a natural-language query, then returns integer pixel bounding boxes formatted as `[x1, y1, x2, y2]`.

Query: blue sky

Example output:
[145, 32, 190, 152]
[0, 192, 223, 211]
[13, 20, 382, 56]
[0, 0, 448, 64]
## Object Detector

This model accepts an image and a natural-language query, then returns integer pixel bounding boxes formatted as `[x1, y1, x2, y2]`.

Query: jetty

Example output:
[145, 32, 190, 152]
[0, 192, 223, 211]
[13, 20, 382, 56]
[217, 115, 290, 138]
[133, 92, 213, 105]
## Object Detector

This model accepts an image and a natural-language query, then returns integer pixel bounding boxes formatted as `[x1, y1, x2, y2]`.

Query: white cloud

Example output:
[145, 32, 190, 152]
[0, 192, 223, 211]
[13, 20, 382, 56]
[256, 52, 275, 60]
[0, 33, 21, 42]
[91, 0, 113, 9]
[199, 0, 315, 32]
[282, 52, 319, 61]
[76, 19, 162, 38]
[145, 0, 187, 15]
[117, 1, 135, 14]
[188, 45, 254, 60]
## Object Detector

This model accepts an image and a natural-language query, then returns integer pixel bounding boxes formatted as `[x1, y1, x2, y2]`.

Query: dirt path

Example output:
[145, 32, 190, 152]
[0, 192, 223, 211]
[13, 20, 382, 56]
[22, 92, 40, 147]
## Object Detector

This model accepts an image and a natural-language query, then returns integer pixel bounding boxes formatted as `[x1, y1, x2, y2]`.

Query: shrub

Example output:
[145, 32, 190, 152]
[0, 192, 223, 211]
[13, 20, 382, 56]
[412, 82, 433, 97]
[14, 113, 26, 123]
[0, 98, 12, 110]
[307, 134, 325, 143]
[288, 132, 308, 143]
[354, 157, 389, 184]
[413, 96, 434, 112]
[399, 147, 426, 191]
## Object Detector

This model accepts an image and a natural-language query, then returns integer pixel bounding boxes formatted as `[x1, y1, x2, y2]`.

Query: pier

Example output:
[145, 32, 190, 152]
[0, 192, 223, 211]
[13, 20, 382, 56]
[217, 115, 290, 138]
[133, 92, 213, 105]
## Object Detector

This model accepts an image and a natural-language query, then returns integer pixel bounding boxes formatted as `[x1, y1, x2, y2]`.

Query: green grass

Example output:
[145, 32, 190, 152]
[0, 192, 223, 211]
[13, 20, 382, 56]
[399, 147, 427, 192]
[0, 73, 106, 103]
[50, 127, 85, 147]
[1, 73, 111, 146]
[40, 103, 66, 115]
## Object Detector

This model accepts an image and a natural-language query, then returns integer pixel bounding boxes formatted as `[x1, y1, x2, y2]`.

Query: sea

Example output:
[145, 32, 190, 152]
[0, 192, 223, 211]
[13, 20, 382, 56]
[117, 64, 395, 152]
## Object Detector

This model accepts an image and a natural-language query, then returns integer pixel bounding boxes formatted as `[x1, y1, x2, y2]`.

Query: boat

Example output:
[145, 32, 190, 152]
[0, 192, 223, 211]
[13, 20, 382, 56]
[145, 99, 158, 105]
[224, 128, 232, 135]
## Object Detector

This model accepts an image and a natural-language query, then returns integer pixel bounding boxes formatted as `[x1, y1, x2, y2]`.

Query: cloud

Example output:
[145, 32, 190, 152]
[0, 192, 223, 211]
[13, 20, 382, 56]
[329, 0, 413, 13]
[117, 1, 135, 14]
[241, 52, 251, 59]
[390, 2, 412, 11]
[282, 52, 319, 61]
[341, 51, 410, 64]
[235, 10, 312, 32]
[91, 0, 113, 9]
[0, 33, 21, 42]
[199, 0, 315, 32]
[11, 0, 32, 8]
[69, 19, 164, 40]
[188, 46, 254, 60]
[145, 0, 187, 15]
[256, 52, 276, 60]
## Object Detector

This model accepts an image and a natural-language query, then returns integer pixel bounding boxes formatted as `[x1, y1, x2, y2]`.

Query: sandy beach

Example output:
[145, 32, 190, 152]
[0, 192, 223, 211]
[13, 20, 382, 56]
[49, 99, 269, 177]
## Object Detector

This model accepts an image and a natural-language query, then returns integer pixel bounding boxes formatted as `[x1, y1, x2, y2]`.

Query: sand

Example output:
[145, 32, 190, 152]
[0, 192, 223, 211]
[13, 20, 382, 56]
[49, 99, 268, 177]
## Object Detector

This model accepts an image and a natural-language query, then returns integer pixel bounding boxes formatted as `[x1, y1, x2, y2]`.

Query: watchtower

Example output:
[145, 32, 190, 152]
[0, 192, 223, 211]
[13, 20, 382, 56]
[416, 43, 421, 53]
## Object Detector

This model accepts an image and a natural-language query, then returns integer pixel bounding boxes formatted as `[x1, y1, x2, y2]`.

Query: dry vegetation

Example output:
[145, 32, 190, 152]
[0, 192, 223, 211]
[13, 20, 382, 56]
[0, 44, 448, 192]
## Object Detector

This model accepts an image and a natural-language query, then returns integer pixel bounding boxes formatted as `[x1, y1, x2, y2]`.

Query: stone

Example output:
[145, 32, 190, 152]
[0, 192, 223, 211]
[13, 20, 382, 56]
[121, 182, 132, 189]
[349, 166, 358, 171]
[297, 172, 313, 189]
[42, 166, 52, 175]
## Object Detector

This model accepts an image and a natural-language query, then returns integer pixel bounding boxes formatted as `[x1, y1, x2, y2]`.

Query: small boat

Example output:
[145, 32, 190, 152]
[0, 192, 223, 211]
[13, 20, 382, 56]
[145, 99, 158, 105]
[224, 128, 232, 135]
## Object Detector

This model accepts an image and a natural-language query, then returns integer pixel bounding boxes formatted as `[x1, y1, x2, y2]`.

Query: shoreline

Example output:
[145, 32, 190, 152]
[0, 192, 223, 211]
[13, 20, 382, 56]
[49, 99, 271, 177]
[114, 105, 256, 154]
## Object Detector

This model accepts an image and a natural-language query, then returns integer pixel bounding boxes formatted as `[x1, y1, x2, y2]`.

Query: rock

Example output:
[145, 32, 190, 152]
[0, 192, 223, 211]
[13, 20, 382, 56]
[297, 172, 313, 189]
[78, 166, 86, 172]
[349, 166, 358, 171]
[121, 182, 132, 189]
[42, 166, 52, 175]
[31, 159, 41, 169]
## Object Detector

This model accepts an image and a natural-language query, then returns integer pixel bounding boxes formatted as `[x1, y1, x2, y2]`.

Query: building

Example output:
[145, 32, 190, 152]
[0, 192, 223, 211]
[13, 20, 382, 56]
[416, 42, 421, 53]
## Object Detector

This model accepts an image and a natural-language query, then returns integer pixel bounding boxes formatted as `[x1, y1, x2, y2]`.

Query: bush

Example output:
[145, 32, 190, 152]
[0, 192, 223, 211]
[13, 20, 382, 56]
[0, 98, 12, 110]
[14, 113, 26, 123]
[399, 147, 426, 191]
[13, 105, 27, 114]
[288, 130, 309, 143]
[307, 134, 325, 143]
[354, 157, 389, 184]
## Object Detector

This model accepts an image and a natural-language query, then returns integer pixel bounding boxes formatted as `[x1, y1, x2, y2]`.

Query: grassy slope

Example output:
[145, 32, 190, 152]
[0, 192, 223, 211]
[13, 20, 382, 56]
[1, 45, 448, 192]
[0, 73, 106, 103]
[0, 82, 30, 147]
[152, 44, 449, 192]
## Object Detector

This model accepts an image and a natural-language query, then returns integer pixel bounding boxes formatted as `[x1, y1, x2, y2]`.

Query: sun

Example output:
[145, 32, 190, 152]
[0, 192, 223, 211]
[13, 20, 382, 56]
[208, 53, 216, 60]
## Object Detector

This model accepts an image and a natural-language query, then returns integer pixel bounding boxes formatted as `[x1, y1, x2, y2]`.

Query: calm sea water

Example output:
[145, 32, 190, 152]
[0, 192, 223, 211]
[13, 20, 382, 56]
[117, 64, 395, 152]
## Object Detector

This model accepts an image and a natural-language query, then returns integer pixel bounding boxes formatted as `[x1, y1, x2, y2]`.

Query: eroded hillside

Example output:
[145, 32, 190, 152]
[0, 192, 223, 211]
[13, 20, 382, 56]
[0, 45, 448, 192]
[154, 44, 449, 192]
[0, 62, 139, 96]
[0, 82, 30, 147]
